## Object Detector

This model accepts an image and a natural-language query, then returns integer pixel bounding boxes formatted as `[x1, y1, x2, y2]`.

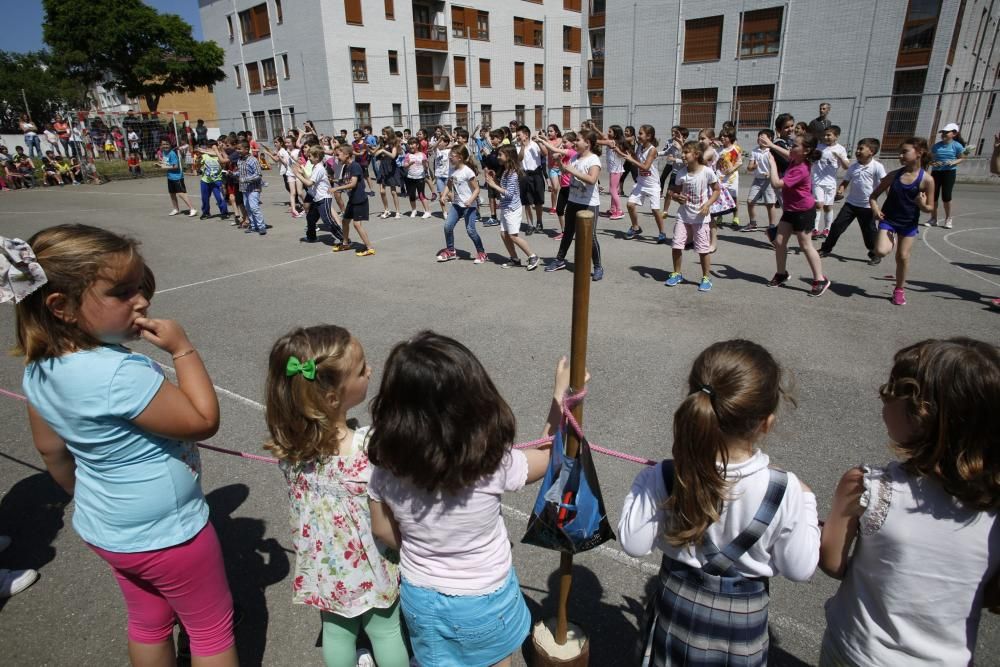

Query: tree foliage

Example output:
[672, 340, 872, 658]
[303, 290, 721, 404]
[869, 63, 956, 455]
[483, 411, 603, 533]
[0, 50, 88, 133]
[43, 0, 225, 112]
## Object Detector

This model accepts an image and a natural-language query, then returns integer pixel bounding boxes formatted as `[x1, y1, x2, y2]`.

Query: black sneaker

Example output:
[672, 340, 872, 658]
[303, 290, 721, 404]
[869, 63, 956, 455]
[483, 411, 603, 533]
[818, 249, 831, 258]
[809, 276, 831, 297]
[535, 221, 543, 232]
[768, 272, 789, 287]
[867, 256, 882, 266]
[199, 213, 210, 220]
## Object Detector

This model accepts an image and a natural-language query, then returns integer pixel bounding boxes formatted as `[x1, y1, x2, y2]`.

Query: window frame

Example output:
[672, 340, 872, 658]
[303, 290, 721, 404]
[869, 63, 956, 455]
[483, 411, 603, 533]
[344, 0, 363, 26]
[738, 7, 783, 59]
[479, 58, 491, 87]
[238, 3, 271, 44]
[385, 0, 395, 20]
[534, 63, 544, 90]
[678, 87, 718, 129]
[350, 47, 368, 83]
[514, 61, 525, 89]
[389, 50, 399, 75]
[246, 62, 262, 94]
[563, 66, 572, 91]
[454, 56, 467, 87]
[261, 57, 278, 90]
[733, 84, 775, 129]
[281, 53, 290, 79]
[683, 15, 723, 63]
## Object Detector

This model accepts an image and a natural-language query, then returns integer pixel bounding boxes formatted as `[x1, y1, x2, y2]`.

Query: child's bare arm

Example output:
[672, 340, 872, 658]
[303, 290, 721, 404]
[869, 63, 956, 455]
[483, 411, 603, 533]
[917, 173, 935, 212]
[369, 499, 402, 550]
[28, 404, 75, 495]
[819, 467, 865, 579]
[868, 172, 895, 219]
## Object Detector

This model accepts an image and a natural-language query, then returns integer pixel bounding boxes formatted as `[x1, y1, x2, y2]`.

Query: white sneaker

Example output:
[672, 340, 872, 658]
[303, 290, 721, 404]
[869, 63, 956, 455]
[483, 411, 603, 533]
[422, 211, 432, 219]
[942, 218, 953, 229]
[169, 209, 180, 216]
[355, 648, 375, 667]
[187, 209, 197, 217]
[0, 568, 39, 598]
[410, 210, 418, 218]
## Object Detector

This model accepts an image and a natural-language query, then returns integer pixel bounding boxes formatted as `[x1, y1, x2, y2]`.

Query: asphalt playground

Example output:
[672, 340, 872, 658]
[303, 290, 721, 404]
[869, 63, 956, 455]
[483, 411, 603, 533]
[0, 173, 998, 666]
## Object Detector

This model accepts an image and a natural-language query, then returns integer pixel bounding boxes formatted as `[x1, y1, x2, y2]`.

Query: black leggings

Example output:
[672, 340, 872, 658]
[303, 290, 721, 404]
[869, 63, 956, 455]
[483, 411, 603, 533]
[305, 198, 343, 242]
[932, 169, 956, 203]
[819, 203, 875, 256]
[557, 202, 602, 269]
[620, 161, 638, 194]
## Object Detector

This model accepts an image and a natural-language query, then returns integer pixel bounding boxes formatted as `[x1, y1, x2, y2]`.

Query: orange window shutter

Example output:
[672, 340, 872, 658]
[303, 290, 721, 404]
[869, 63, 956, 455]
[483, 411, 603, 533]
[455, 57, 466, 86]
[515, 62, 524, 88]
[480, 59, 491, 87]
[345, 0, 362, 25]
[571, 27, 581, 52]
[466, 8, 477, 37]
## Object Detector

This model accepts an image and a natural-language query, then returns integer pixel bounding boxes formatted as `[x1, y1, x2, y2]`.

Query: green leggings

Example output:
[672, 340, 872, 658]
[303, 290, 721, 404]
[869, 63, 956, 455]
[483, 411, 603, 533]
[320, 603, 409, 667]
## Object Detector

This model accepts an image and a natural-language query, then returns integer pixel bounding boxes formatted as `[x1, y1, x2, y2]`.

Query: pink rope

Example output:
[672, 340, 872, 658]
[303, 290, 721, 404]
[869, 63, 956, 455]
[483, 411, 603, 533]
[1, 384, 655, 467]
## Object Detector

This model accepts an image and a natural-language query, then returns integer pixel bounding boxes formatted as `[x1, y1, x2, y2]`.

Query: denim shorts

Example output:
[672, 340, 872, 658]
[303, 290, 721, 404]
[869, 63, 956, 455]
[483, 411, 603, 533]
[400, 569, 531, 667]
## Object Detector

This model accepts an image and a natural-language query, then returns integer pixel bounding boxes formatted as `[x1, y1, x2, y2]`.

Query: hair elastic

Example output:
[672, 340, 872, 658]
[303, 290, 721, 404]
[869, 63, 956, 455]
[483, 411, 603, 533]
[699, 384, 715, 398]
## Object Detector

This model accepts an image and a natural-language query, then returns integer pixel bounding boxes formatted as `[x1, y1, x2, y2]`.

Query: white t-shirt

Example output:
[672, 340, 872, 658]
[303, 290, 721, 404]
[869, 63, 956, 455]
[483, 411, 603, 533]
[750, 147, 771, 178]
[127, 131, 139, 147]
[404, 151, 427, 179]
[635, 144, 659, 184]
[368, 449, 528, 595]
[567, 153, 602, 206]
[812, 143, 848, 187]
[308, 162, 331, 200]
[448, 164, 476, 205]
[619, 450, 819, 581]
[521, 141, 542, 171]
[605, 146, 624, 174]
[433, 147, 451, 178]
[673, 165, 719, 224]
[277, 147, 290, 176]
[843, 159, 887, 208]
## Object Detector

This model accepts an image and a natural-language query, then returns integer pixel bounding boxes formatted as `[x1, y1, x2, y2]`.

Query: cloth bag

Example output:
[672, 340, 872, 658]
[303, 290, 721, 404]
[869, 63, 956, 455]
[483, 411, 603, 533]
[521, 427, 615, 554]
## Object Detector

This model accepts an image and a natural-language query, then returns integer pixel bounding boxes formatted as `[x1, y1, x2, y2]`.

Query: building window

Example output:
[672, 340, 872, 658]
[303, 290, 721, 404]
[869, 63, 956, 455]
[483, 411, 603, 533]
[453, 7, 489, 40]
[739, 7, 782, 58]
[479, 58, 491, 87]
[457, 103, 469, 127]
[564, 0, 581, 11]
[515, 105, 525, 124]
[534, 105, 543, 129]
[454, 56, 467, 86]
[233, 65, 242, 89]
[253, 110, 267, 140]
[389, 50, 399, 75]
[246, 62, 262, 93]
[227, 15, 234, 40]
[452, 6, 468, 37]
[393, 103, 403, 126]
[883, 68, 928, 149]
[948, 0, 967, 66]
[356, 103, 371, 126]
[261, 58, 278, 89]
[563, 26, 581, 53]
[476, 11, 490, 40]
[562, 106, 571, 129]
[275, 0, 283, 24]
[351, 48, 368, 82]
[987, 92, 996, 119]
[897, 0, 941, 68]
[481, 104, 492, 127]
[563, 66, 572, 91]
[684, 16, 723, 62]
[238, 3, 270, 43]
[679, 88, 717, 130]
[344, 0, 363, 26]
[288, 106, 295, 129]
[733, 84, 774, 129]
[534, 64, 544, 90]
[268, 108, 283, 140]
[514, 62, 525, 89]
[385, 0, 394, 20]
[282, 53, 290, 79]
[514, 17, 544, 47]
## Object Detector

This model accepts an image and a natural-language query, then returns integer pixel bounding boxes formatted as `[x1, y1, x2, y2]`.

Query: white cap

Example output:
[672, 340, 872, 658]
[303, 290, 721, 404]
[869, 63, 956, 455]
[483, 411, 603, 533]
[941, 122, 959, 133]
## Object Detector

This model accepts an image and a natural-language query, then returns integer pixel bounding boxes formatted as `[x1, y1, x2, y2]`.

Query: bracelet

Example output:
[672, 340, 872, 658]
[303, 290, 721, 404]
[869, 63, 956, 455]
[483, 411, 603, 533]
[172, 349, 197, 361]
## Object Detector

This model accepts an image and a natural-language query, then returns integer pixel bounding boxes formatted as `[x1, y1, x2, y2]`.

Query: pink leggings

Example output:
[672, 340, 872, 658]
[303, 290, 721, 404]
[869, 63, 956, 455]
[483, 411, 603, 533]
[609, 172, 623, 215]
[89, 524, 235, 657]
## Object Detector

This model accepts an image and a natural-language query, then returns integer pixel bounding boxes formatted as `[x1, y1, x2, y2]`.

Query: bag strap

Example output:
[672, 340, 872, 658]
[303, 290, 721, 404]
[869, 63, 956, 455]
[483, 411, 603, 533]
[702, 468, 787, 576]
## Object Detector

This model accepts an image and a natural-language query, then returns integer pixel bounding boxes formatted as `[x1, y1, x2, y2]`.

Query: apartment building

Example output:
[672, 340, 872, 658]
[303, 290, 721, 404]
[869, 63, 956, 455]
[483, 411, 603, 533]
[599, 0, 999, 153]
[199, 0, 591, 140]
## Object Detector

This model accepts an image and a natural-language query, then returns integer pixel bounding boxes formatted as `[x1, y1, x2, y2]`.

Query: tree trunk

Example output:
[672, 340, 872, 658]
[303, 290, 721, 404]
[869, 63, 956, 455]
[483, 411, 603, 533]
[145, 93, 160, 112]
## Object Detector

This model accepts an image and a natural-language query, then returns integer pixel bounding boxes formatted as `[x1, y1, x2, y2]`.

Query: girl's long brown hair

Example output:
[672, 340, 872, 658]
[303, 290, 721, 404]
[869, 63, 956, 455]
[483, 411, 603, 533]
[881, 338, 1000, 510]
[667, 340, 790, 546]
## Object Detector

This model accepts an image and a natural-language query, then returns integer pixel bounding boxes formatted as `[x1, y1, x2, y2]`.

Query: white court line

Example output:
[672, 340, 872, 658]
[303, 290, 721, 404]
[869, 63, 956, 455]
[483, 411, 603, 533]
[155, 223, 438, 295]
[922, 231, 1000, 290]
[0, 208, 109, 215]
[941, 228, 1000, 263]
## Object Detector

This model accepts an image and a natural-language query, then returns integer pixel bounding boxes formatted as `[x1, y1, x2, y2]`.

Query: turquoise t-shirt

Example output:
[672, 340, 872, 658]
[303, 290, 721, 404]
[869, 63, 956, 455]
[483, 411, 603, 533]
[931, 140, 964, 171]
[23, 345, 209, 553]
[165, 149, 184, 181]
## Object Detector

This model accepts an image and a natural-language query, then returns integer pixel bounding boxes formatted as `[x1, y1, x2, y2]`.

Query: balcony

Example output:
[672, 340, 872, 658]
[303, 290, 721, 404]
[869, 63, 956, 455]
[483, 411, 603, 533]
[588, 58, 604, 90]
[417, 74, 450, 101]
[414, 22, 448, 51]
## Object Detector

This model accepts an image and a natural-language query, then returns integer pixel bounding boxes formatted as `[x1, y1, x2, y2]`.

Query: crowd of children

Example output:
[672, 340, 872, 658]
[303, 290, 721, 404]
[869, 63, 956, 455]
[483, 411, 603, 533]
[4, 223, 998, 666]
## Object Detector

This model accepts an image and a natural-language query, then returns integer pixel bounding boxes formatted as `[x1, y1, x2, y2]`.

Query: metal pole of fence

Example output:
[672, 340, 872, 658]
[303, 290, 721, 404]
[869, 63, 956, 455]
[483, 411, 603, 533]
[628, 3, 637, 127]
[403, 35, 413, 129]
[348, 44, 358, 125]
[231, 0, 254, 126]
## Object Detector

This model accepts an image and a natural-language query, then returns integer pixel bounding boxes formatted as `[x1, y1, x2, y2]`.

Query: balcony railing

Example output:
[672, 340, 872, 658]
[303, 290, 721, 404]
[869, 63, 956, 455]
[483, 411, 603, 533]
[417, 74, 450, 101]
[414, 22, 448, 50]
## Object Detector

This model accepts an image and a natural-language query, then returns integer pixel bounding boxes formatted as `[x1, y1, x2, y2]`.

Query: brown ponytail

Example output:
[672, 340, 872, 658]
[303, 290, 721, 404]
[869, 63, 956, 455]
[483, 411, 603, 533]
[666, 340, 792, 546]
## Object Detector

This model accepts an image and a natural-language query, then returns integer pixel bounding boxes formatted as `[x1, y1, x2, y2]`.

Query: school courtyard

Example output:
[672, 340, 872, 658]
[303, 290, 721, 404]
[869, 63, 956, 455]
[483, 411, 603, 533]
[0, 176, 998, 666]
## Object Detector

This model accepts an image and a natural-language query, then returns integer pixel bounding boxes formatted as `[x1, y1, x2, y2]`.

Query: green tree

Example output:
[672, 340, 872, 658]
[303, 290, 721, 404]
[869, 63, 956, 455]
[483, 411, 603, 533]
[43, 0, 225, 112]
[0, 50, 88, 133]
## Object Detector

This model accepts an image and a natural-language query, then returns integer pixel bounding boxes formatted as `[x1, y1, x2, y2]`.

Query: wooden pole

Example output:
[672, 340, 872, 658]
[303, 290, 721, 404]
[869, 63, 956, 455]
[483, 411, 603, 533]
[555, 209, 594, 645]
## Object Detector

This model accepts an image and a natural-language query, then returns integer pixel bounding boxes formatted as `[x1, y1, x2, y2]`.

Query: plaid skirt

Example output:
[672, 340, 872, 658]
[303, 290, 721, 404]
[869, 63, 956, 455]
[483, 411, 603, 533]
[642, 557, 769, 667]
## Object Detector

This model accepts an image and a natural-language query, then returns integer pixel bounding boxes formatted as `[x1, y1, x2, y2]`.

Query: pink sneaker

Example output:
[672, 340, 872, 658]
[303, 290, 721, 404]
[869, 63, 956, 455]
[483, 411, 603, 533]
[892, 288, 906, 306]
[473, 251, 488, 264]
[610, 212, 625, 220]
[553, 232, 564, 240]
[436, 248, 456, 262]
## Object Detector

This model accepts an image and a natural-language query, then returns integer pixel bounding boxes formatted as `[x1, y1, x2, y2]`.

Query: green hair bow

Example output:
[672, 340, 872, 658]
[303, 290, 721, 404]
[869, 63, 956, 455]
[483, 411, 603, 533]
[285, 356, 317, 381]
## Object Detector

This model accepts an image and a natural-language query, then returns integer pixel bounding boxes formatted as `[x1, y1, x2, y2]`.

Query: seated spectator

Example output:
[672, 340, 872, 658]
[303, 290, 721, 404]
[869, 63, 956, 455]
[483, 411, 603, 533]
[127, 152, 142, 177]
[41, 156, 60, 186]
[56, 157, 76, 185]
[81, 156, 103, 184]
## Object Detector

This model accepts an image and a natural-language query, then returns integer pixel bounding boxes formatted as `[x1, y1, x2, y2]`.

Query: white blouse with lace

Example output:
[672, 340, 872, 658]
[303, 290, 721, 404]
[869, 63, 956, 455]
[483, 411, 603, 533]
[822, 461, 999, 666]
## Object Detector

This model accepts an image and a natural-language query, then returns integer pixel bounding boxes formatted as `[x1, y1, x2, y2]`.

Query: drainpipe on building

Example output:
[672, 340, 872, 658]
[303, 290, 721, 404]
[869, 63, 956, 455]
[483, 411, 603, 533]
[673, 0, 683, 127]
[855, 0, 879, 143]
[629, 2, 637, 125]
[232, 0, 254, 130]
[266, 0, 286, 134]
[348, 44, 358, 125]
[774, 1, 790, 110]
[403, 36, 413, 128]
[734, 0, 744, 126]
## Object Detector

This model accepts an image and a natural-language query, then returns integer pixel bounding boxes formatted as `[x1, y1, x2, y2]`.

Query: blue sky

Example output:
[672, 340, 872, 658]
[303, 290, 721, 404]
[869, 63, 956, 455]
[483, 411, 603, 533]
[7, 1, 204, 54]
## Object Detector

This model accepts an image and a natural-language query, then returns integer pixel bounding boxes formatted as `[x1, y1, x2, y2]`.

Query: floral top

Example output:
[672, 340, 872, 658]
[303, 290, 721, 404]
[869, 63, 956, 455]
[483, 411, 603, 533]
[281, 426, 399, 616]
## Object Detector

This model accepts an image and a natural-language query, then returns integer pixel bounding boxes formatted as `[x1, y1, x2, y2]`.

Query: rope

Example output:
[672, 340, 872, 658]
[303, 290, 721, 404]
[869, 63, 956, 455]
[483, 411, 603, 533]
[0, 385, 655, 468]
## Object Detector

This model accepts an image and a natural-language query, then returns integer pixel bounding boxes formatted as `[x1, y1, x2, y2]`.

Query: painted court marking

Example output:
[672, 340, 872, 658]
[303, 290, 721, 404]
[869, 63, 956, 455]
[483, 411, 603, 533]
[922, 220, 1000, 290]
[941, 228, 1000, 263]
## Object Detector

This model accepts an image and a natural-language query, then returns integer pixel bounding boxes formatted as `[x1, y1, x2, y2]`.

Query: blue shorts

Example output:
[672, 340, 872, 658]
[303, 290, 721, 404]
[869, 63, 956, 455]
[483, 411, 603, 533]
[436, 176, 448, 193]
[878, 220, 919, 238]
[400, 568, 531, 667]
[548, 167, 561, 179]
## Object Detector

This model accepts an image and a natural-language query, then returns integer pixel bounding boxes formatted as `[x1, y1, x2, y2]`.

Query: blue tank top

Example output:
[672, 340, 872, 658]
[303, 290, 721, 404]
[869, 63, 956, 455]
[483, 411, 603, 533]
[881, 168, 924, 227]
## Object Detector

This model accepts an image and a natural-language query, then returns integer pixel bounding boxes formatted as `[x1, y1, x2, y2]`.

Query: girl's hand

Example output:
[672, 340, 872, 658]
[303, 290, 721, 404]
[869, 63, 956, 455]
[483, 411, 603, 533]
[134, 318, 193, 357]
[675, 192, 689, 205]
[698, 203, 710, 217]
[553, 355, 591, 401]
[872, 205, 885, 221]
[917, 191, 928, 207]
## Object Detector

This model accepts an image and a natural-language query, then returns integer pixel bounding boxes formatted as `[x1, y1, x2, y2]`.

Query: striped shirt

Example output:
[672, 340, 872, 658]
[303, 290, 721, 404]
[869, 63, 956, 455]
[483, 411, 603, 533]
[237, 155, 262, 192]
[499, 169, 521, 210]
